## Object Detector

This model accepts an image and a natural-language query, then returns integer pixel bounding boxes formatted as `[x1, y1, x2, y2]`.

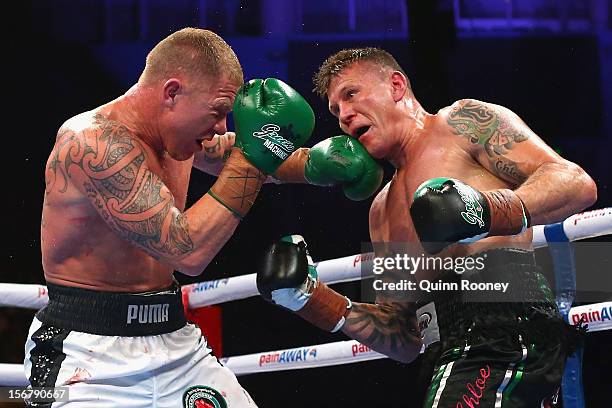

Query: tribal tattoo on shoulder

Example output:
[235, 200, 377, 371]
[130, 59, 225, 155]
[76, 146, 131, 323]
[46, 128, 79, 195]
[345, 302, 420, 355]
[45, 115, 194, 258]
[447, 100, 529, 183]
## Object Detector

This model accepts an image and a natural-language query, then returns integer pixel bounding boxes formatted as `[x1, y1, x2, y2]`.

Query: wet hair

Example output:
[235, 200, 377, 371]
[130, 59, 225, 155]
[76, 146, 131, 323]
[313, 47, 409, 98]
[140, 27, 243, 86]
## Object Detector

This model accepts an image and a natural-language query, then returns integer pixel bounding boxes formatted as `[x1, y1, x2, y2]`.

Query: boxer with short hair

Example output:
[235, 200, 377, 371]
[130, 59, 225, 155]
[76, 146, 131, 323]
[257, 47, 597, 407]
[27, 27, 318, 407]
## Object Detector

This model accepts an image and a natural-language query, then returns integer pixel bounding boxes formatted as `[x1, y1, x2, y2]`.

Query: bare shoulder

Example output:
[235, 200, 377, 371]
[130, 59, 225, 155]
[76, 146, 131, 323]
[443, 98, 532, 156]
[438, 98, 483, 115]
[46, 111, 151, 196]
[46, 112, 99, 192]
[55, 111, 146, 159]
[46, 112, 194, 264]
[431, 99, 486, 130]
[59, 110, 98, 132]
[449, 98, 525, 122]
[441, 98, 500, 125]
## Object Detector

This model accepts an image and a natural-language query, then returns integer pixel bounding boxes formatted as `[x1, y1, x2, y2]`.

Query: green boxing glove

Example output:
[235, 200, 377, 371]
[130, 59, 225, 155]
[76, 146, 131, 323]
[304, 135, 383, 201]
[233, 78, 315, 174]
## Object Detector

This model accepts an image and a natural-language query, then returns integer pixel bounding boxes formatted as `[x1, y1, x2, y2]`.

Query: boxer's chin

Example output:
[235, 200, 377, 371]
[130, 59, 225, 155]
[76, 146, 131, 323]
[167, 148, 194, 161]
[361, 139, 386, 160]
[370, 149, 387, 160]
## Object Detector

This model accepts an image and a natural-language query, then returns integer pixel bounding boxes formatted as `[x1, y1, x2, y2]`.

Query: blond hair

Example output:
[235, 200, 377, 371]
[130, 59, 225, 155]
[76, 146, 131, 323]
[141, 27, 243, 86]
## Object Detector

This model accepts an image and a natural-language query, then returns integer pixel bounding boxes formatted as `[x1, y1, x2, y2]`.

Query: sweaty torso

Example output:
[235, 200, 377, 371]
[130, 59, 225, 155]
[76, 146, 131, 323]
[369, 103, 532, 279]
[42, 109, 193, 292]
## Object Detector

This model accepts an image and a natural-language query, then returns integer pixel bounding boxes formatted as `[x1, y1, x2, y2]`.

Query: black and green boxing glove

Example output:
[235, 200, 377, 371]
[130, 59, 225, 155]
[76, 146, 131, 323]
[233, 78, 315, 174]
[257, 235, 352, 332]
[410, 177, 530, 254]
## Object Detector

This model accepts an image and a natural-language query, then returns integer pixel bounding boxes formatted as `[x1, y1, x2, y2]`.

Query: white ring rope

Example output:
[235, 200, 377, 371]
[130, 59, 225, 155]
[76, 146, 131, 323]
[3, 299, 612, 385]
[1, 207, 611, 385]
[0, 364, 30, 387]
[221, 340, 387, 376]
[2, 207, 610, 310]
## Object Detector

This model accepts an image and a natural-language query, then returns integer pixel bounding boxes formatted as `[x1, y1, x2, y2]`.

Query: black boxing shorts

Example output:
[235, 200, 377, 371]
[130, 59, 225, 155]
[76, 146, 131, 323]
[416, 248, 580, 408]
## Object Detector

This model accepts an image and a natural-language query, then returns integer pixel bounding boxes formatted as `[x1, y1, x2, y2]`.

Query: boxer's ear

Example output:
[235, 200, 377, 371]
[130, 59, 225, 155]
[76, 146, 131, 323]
[163, 79, 181, 107]
[390, 71, 408, 102]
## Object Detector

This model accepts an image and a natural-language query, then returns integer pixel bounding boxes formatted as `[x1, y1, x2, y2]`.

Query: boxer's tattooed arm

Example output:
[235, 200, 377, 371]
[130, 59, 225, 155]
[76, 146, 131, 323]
[205, 131, 235, 163]
[490, 156, 527, 184]
[193, 132, 235, 175]
[447, 99, 530, 184]
[344, 302, 421, 361]
[47, 116, 194, 259]
[46, 128, 78, 195]
[448, 100, 529, 156]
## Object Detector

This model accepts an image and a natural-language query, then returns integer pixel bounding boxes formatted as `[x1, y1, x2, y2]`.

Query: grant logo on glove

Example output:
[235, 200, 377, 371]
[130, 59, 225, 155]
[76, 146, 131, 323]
[233, 78, 315, 174]
[453, 181, 485, 228]
[410, 177, 530, 254]
[252, 124, 295, 160]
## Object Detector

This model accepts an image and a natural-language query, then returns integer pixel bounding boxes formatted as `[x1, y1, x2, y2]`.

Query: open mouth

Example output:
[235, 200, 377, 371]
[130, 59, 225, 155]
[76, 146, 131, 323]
[354, 126, 370, 139]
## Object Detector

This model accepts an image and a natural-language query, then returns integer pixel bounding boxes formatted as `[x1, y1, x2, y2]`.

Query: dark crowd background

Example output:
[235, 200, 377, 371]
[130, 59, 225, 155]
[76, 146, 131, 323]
[3, 0, 612, 406]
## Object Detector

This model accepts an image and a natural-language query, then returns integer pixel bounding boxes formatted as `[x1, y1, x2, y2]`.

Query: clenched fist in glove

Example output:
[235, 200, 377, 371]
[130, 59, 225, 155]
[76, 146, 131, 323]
[257, 235, 352, 332]
[208, 78, 315, 218]
[410, 177, 531, 254]
[233, 78, 315, 174]
[275, 135, 383, 201]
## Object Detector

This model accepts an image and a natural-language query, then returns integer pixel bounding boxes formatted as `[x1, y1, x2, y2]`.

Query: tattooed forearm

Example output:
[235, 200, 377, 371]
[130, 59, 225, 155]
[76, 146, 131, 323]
[201, 132, 234, 163]
[344, 302, 421, 360]
[491, 156, 527, 184]
[47, 115, 194, 258]
[448, 100, 529, 157]
[202, 136, 223, 163]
